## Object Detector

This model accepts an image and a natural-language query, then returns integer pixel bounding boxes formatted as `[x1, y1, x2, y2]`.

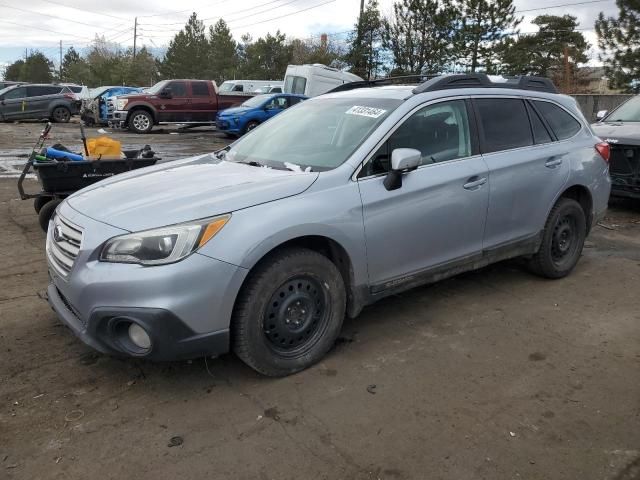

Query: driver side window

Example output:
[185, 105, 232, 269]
[360, 99, 472, 177]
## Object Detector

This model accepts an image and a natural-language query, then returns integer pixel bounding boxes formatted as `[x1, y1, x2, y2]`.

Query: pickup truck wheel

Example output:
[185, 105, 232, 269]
[232, 248, 346, 377]
[528, 197, 586, 279]
[38, 199, 61, 232]
[243, 120, 260, 134]
[128, 110, 153, 134]
[51, 106, 71, 123]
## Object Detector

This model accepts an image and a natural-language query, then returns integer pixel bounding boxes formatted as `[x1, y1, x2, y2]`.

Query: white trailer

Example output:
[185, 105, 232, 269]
[283, 64, 363, 97]
[219, 80, 281, 94]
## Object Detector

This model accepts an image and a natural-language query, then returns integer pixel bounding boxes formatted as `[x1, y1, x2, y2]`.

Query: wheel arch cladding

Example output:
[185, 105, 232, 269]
[559, 184, 594, 233]
[234, 235, 362, 320]
[127, 105, 156, 122]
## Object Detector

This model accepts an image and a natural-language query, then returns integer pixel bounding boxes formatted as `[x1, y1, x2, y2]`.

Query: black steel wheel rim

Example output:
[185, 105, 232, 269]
[263, 275, 329, 356]
[551, 214, 577, 264]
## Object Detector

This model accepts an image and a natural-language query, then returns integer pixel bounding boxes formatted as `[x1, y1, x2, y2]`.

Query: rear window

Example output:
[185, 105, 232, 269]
[476, 98, 533, 153]
[285, 75, 307, 95]
[68, 86, 83, 93]
[533, 101, 581, 140]
[192, 82, 210, 96]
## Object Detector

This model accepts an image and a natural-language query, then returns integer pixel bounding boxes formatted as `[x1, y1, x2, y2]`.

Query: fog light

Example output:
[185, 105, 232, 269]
[128, 323, 151, 350]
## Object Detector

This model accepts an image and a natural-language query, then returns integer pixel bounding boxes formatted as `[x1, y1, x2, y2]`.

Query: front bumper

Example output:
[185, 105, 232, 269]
[216, 118, 241, 134]
[46, 202, 248, 361]
[107, 109, 128, 129]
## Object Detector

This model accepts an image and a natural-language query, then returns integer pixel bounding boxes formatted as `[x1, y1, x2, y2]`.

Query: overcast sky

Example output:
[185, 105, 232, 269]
[0, 0, 621, 68]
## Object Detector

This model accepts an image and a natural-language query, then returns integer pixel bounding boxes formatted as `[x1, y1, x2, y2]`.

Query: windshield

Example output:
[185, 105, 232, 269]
[0, 86, 12, 97]
[146, 80, 169, 95]
[220, 82, 234, 92]
[241, 95, 272, 108]
[606, 96, 640, 122]
[226, 97, 402, 171]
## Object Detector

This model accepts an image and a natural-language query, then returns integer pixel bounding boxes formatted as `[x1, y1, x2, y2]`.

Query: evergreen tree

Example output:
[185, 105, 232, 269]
[596, 0, 640, 92]
[127, 47, 159, 86]
[160, 12, 209, 79]
[290, 36, 345, 68]
[7, 52, 54, 83]
[86, 36, 124, 85]
[242, 31, 293, 79]
[500, 15, 588, 87]
[61, 47, 92, 84]
[4, 60, 24, 81]
[455, 0, 520, 72]
[345, 0, 385, 79]
[383, 0, 460, 75]
[208, 19, 238, 84]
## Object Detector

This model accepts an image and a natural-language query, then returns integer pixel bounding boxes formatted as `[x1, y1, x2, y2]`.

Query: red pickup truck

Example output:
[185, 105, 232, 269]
[107, 79, 251, 134]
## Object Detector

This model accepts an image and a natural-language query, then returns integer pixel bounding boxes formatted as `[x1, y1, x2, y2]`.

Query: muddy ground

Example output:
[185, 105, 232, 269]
[1, 121, 639, 480]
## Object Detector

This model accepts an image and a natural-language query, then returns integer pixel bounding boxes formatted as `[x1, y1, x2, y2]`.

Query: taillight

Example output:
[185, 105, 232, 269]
[595, 142, 610, 164]
[63, 93, 75, 100]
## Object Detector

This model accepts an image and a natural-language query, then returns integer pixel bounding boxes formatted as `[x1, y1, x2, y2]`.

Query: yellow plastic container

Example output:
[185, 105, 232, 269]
[86, 136, 122, 159]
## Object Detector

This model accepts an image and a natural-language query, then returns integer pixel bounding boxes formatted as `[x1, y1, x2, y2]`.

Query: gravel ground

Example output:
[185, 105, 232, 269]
[0, 121, 639, 480]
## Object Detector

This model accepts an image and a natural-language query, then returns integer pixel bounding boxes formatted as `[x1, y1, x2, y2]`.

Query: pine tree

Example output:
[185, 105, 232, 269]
[241, 31, 293, 79]
[208, 19, 238, 84]
[16, 52, 54, 83]
[345, 0, 385, 79]
[61, 47, 92, 84]
[383, 0, 460, 75]
[4, 60, 24, 81]
[455, 0, 520, 72]
[596, 0, 640, 92]
[160, 12, 209, 79]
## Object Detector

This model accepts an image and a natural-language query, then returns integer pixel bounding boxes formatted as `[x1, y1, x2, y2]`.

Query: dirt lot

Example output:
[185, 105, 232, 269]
[1, 121, 639, 480]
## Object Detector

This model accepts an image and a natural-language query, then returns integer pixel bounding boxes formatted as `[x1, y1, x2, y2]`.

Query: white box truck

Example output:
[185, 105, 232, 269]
[283, 64, 363, 97]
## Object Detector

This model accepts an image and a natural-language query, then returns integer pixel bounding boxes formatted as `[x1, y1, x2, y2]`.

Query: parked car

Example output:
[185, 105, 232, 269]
[220, 80, 282, 94]
[0, 80, 22, 90]
[253, 85, 283, 94]
[61, 83, 90, 101]
[284, 64, 362, 97]
[46, 74, 610, 376]
[81, 86, 143, 126]
[592, 96, 640, 199]
[216, 93, 307, 136]
[107, 79, 249, 133]
[0, 84, 78, 122]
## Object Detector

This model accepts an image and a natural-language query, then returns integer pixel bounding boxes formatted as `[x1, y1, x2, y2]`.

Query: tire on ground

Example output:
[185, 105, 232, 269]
[128, 110, 154, 134]
[528, 197, 587, 279]
[232, 247, 346, 377]
[38, 199, 62, 232]
[51, 106, 71, 123]
[34, 196, 53, 213]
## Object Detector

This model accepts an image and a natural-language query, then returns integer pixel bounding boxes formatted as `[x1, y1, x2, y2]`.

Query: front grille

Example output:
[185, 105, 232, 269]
[46, 214, 83, 278]
[609, 145, 640, 191]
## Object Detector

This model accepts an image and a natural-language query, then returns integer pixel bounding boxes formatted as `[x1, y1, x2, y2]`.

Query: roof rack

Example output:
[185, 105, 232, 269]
[326, 75, 438, 94]
[412, 73, 558, 94]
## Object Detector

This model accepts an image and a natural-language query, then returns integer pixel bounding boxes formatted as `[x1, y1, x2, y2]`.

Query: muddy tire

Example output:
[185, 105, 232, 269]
[51, 106, 71, 123]
[232, 248, 346, 377]
[528, 197, 586, 279]
[34, 196, 53, 213]
[38, 199, 62, 232]
[128, 110, 153, 134]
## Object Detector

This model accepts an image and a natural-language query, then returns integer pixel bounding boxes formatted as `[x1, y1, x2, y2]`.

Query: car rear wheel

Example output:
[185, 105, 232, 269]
[38, 199, 62, 232]
[51, 106, 71, 123]
[528, 197, 586, 279]
[232, 248, 346, 376]
[128, 110, 153, 134]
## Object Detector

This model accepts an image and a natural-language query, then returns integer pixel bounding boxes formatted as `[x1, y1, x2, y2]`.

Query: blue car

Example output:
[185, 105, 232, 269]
[216, 93, 307, 136]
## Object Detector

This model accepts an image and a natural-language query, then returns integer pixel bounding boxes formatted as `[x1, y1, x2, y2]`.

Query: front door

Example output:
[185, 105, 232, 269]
[1, 86, 28, 119]
[157, 81, 190, 122]
[357, 99, 490, 291]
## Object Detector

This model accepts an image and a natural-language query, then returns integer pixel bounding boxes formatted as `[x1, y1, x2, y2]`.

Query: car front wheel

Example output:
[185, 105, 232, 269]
[128, 110, 153, 134]
[529, 197, 586, 279]
[232, 248, 346, 376]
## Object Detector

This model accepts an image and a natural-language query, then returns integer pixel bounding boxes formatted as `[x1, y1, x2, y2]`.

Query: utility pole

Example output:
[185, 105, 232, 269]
[360, 0, 365, 16]
[133, 17, 138, 60]
[563, 45, 570, 94]
[59, 40, 62, 79]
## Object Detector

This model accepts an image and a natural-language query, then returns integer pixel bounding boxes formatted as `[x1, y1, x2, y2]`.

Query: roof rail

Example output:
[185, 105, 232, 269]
[412, 73, 558, 94]
[326, 74, 438, 94]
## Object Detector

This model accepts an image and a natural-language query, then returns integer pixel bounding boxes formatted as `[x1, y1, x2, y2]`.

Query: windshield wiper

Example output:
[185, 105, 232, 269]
[236, 160, 266, 168]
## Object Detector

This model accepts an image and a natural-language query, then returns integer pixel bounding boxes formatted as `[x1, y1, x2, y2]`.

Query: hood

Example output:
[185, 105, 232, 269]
[218, 106, 251, 116]
[591, 122, 640, 145]
[67, 155, 318, 231]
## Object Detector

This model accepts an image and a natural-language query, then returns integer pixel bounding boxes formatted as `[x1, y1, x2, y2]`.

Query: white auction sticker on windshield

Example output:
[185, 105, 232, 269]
[345, 106, 387, 118]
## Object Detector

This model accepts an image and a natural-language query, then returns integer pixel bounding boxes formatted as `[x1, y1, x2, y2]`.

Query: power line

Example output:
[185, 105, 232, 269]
[137, 0, 234, 19]
[515, 0, 614, 14]
[0, 2, 125, 31]
[35, 0, 129, 21]
[231, 0, 336, 30]
[0, 19, 95, 41]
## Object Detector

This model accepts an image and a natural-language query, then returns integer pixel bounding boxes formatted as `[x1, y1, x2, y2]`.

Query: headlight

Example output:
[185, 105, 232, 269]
[116, 98, 128, 110]
[100, 215, 230, 265]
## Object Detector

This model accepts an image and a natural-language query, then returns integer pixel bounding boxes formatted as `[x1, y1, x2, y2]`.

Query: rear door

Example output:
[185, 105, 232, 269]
[27, 85, 62, 118]
[190, 81, 215, 121]
[475, 97, 572, 249]
[157, 81, 189, 122]
[357, 98, 490, 291]
[1, 87, 28, 119]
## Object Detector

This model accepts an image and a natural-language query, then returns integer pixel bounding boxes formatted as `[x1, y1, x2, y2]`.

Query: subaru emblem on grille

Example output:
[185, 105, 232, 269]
[53, 224, 64, 242]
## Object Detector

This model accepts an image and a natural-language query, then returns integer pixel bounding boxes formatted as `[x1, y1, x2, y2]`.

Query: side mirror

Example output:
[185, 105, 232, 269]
[383, 148, 422, 191]
[160, 88, 172, 99]
[596, 110, 608, 121]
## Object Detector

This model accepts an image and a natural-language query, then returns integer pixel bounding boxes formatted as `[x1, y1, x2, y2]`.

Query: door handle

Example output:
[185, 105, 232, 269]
[545, 156, 563, 168]
[463, 176, 487, 190]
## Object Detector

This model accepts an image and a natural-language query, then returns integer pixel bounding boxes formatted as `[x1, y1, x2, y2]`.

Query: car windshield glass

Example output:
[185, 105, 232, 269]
[90, 87, 109, 98]
[607, 96, 640, 121]
[145, 81, 169, 95]
[0, 86, 12, 96]
[241, 95, 272, 108]
[226, 97, 402, 171]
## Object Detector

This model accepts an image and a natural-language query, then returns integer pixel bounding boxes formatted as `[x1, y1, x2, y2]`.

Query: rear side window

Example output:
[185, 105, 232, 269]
[192, 82, 210, 96]
[533, 101, 581, 140]
[288, 96, 303, 106]
[68, 86, 82, 93]
[476, 98, 533, 153]
[27, 86, 61, 96]
[526, 102, 552, 144]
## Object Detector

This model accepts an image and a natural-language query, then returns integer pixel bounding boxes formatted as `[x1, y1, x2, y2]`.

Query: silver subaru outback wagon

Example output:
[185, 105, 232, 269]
[46, 74, 611, 376]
